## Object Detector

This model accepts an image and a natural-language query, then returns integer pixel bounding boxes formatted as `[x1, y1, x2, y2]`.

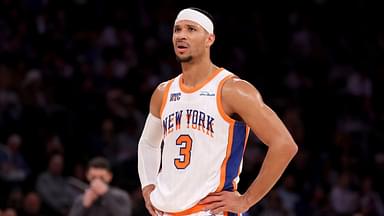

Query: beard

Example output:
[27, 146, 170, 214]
[176, 55, 193, 63]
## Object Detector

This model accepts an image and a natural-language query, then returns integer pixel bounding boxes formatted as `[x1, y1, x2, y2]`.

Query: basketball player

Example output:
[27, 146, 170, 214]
[138, 7, 298, 216]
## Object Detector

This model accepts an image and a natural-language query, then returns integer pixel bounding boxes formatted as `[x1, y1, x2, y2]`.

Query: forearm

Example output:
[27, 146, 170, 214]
[243, 142, 297, 207]
[137, 113, 163, 188]
[138, 143, 161, 187]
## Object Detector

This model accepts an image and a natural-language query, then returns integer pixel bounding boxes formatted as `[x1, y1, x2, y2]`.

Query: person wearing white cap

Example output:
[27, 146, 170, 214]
[138, 7, 298, 216]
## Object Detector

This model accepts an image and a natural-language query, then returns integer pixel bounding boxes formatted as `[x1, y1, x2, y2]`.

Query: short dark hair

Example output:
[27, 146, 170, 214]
[187, 7, 215, 26]
[87, 157, 111, 171]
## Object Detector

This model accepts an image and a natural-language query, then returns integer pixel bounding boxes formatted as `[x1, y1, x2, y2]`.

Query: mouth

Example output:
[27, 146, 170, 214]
[175, 42, 189, 53]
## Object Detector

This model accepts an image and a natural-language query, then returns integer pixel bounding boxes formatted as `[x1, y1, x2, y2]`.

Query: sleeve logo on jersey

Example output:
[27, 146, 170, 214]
[163, 109, 215, 138]
[170, 92, 181, 101]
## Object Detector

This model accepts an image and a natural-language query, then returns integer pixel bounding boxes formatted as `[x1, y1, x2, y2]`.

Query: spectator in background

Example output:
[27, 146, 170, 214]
[86, 117, 117, 158]
[259, 190, 289, 216]
[4, 188, 23, 213]
[358, 176, 384, 216]
[35, 153, 75, 216]
[330, 171, 359, 215]
[295, 184, 335, 216]
[0, 0, 383, 215]
[1, 208, 17, 216]
[69, 156, 132, 216]
[0, 133, 29, 185]
[71, 161, 87, 183]
[19, 192, 44, 216]
[277, 174, 300, 216]
[45, 135, 65, 158]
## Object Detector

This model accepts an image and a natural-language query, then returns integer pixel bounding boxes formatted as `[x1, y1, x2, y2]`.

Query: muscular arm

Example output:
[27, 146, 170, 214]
[225, 77, 298, 209]
[201, 77, 298, 213]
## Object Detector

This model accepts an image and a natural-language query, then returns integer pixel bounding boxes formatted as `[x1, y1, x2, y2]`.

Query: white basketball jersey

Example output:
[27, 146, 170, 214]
[151, 68, 250, 214]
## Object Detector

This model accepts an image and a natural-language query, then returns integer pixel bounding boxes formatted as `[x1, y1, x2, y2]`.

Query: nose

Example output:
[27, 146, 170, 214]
[174, 32, 187, 40]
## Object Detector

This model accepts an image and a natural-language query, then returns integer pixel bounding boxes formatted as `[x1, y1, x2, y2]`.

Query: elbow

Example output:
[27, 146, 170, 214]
[288, 141, 298, 158]
[281, 135, 298, 156]
[273, 138, 298, 159]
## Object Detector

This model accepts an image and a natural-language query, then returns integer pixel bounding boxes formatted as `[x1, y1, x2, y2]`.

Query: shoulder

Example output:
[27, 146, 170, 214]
[153, 80, 172, 96]
[150, 79, 175, 117]
[219, 75, 265, 118]
[222, 76, 262, 102]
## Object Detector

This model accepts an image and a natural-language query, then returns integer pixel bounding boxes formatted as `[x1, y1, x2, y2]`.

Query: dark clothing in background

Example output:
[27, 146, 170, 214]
[68, 187, 132, 216]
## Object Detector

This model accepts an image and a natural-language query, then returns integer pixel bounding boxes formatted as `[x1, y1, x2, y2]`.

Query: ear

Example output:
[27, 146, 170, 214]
[206, 33, 215, 47]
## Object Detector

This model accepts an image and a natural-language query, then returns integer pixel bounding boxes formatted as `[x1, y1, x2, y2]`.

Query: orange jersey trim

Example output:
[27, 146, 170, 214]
[160, 79, 175, 117]
[216, 121, 235, 192]
[166, 204, 236, 215]
[179, 67, 224, 93]
[216, 74, 236, 124]
[216, 74, 235, 192]
[167, 203, 206, 216]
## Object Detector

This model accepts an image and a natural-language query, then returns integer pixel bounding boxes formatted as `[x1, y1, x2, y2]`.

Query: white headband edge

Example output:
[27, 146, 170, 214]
[174, 8, 214, 34]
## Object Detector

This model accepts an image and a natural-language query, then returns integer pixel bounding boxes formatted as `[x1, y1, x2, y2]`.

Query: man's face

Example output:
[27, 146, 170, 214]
[86, 167, 112, 184]
[49, 154, 63, 176]
[172, 20, 214, 63]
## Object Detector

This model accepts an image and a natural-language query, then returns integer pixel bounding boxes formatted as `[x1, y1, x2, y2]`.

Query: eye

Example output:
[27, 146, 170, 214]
[188, 27, 196, 32]
[174, 27, 181, 33]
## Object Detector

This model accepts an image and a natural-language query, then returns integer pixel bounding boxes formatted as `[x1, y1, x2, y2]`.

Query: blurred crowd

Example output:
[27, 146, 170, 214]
[1, 0, 384, 215]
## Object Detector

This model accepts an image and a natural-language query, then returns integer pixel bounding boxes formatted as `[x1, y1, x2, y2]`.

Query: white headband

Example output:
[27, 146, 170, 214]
[174, 8, 214, 34]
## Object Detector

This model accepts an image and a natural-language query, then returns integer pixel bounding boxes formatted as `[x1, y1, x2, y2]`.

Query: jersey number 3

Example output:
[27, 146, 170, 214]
[174, 134, 192, 169]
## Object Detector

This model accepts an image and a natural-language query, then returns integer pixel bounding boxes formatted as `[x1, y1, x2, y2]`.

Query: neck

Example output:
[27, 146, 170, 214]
[181, 58, 216, 87]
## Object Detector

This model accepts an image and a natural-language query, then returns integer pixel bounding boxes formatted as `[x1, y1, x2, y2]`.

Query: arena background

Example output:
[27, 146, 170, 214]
[1, 0, 384, 215]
